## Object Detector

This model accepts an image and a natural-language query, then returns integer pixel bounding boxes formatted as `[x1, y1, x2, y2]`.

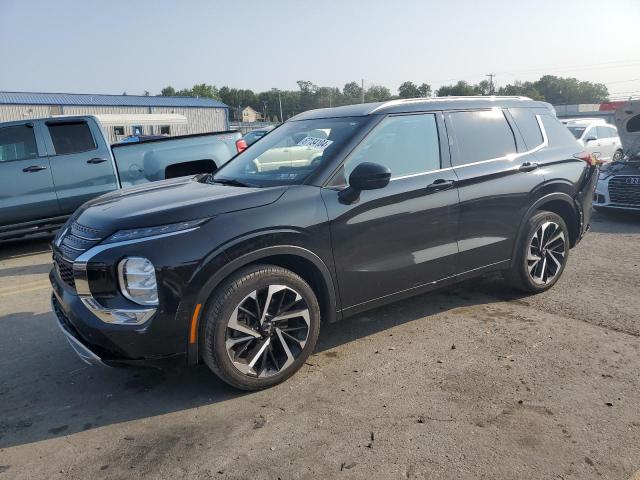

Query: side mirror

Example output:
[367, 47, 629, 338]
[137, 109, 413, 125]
[339, 162, 391, 204]
[349, 162, 391, 190]
[585, 136, 597, 143]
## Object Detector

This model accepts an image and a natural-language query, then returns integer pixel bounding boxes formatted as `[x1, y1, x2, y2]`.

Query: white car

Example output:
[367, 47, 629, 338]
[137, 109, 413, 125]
[561, 118, 623, 163]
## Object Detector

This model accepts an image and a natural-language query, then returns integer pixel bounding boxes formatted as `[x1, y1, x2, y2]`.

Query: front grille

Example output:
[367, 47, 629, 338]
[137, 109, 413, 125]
[609, 176, 640, 206]
[54, 252, 76, 288]
[52, 221, 109, 289]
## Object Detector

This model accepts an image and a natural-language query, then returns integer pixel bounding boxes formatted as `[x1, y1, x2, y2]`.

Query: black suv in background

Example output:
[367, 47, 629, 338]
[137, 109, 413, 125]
[50, 97, 597, 390]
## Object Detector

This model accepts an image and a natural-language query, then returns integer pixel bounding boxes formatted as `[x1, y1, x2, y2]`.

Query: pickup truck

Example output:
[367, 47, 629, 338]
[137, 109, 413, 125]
[0, 116, 244, 240]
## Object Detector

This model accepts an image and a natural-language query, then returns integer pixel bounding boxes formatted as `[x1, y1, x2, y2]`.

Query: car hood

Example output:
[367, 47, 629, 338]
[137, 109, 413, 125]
[599, 160, 640, 178]
[73, 175, 286, 232]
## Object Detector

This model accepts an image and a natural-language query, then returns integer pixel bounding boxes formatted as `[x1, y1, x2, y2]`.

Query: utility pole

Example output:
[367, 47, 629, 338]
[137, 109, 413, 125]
[361, 78, 365, 104]
[486, 73, 495, 95]
[272, 88, 284, 123]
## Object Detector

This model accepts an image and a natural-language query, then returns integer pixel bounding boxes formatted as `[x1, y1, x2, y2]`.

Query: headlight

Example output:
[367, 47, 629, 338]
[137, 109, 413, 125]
[104, 218, 208, 244]
[117, 257, 158, 306]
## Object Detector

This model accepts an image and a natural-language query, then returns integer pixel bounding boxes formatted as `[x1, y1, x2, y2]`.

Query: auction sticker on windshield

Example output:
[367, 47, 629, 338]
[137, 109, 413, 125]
[297, 136, 334, 150]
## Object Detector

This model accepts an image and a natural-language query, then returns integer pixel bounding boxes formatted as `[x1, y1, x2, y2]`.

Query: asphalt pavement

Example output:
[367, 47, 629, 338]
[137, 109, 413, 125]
[0, 211, 639, 479]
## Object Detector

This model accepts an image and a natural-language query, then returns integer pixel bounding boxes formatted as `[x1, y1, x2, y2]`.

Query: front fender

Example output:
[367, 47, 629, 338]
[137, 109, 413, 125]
[182, 233, 338, 365]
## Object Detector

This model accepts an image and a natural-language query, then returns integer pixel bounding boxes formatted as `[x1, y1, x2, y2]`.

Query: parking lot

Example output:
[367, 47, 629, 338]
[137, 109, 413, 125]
[0, 212, 638, 479]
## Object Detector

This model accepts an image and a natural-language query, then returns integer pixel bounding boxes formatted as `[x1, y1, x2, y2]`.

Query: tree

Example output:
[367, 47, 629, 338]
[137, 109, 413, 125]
[473, 80, 492, 96]
[160, 86, 176, 96]
[532, 75, 608, 104]
[343, 81, 363, 100]
[436, 80, 477, 96]
[143, 90, 150, 96]
[365, 85, 391, 102]
[497, 81, 543, 100]
[189, 83, 220, 100]
[418, 83, 432, 97]
[398, 81, 421, 98]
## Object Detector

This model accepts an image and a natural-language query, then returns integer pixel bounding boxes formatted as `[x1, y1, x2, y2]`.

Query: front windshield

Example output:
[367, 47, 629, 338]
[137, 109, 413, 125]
[213, 117, 367, 187]
[567, 126, 586, 139]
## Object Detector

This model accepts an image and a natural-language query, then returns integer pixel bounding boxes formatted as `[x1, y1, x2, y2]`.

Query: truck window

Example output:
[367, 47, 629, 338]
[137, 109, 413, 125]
[449, 109, 516, 166]
[47, 121, 97, 155]
[0, 124, 39, 162]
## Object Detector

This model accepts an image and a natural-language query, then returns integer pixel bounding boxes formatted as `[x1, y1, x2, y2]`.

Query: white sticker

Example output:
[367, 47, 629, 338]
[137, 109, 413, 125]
[297, 136, 333, 150]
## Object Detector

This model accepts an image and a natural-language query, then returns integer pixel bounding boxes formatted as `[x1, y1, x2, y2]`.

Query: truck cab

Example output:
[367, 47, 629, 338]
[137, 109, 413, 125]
[0, 117, 118, 237]
[0, 115, 243, 240]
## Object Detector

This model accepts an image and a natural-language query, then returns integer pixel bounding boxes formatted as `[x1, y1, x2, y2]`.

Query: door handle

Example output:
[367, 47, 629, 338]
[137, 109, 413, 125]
[87, 157, 107, 164]
[519, 162, 539, 172]
[425, 179, 455, 192]
[22, 165, 47, 173]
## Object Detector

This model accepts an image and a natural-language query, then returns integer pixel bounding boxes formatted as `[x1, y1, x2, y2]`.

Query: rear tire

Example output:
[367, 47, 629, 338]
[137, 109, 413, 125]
[503, 211, 570, 293]
[201, 264, 320, 391]
[613, 149, 623, 162]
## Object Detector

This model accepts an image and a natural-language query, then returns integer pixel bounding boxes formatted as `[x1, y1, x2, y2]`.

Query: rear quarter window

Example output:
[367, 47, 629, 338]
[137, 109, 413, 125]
[509, 108, 543, 150]
[539, 115, 579, 147]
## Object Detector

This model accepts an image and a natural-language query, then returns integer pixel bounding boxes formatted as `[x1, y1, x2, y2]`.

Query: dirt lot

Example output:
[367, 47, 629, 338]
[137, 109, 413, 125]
[0, 212, 639, 480]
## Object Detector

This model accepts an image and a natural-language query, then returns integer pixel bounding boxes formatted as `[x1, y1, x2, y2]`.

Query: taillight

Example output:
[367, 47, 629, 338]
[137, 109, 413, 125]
[235, 138, 248, 153]
[573, 151, 597, 166]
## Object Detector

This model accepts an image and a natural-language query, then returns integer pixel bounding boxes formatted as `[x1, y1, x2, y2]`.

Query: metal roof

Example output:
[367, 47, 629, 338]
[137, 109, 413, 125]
[290, 96, 553, 121]
[0, 91, 228, 109]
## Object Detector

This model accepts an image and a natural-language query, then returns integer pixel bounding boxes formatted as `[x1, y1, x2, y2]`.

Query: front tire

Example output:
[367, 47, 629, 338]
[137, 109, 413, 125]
[504, 211, 569, 293]
[201, 265, 321, 391]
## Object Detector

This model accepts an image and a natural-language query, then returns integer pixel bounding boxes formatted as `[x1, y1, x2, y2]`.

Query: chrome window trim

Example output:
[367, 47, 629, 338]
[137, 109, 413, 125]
[390, 167, 454, 182]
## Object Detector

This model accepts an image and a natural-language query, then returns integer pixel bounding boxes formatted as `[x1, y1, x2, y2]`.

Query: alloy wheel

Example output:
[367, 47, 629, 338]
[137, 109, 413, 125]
[527, 221, 567, 285]
[613, 150, 623, 162]
[225, 284, 310, 377]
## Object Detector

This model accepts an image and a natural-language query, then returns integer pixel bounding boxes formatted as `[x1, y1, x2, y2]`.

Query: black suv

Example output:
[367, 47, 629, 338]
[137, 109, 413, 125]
[50, 97, 597, 390]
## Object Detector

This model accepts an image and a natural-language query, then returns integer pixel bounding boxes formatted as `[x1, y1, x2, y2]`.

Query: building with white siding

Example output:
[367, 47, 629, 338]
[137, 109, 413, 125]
[0, 91, 230, 144]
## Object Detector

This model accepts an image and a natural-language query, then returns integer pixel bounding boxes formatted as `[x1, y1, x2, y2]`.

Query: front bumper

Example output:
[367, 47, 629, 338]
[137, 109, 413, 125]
[593, 175, 640, 212]
[50, 267, 188, 367]
[51, 291, 106, 367]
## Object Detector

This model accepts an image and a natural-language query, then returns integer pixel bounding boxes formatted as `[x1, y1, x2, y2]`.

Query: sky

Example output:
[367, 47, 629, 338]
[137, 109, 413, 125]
[1, 0, 640, 99]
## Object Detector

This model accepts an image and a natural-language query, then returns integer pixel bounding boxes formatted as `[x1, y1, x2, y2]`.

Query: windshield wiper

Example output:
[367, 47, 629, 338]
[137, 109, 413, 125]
[209, 177, 257, 188]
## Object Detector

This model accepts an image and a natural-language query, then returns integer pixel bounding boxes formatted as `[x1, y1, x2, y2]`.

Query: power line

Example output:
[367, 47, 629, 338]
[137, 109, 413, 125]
[426, 59, 640, 89]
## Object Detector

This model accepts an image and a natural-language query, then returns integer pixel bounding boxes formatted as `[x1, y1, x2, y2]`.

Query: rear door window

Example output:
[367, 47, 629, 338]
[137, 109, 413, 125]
[47, 121, 96, 155]
[509, 108, 544, 150]
[343, 113, 441, 180]
[449, 109, 516, 166]
[0, 124, 39, 162]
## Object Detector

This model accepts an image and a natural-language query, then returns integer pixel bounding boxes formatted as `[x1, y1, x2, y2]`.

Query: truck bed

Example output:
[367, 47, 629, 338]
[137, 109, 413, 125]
[111, 130, 242, 187]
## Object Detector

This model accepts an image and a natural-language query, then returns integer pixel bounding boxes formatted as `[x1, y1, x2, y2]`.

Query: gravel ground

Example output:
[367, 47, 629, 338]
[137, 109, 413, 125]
[0, 211, 639, 480]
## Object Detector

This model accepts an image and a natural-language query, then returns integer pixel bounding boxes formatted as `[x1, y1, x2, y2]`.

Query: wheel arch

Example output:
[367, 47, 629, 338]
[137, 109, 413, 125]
[187, 245, 338, 365]
[512, 192, 580, 262]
